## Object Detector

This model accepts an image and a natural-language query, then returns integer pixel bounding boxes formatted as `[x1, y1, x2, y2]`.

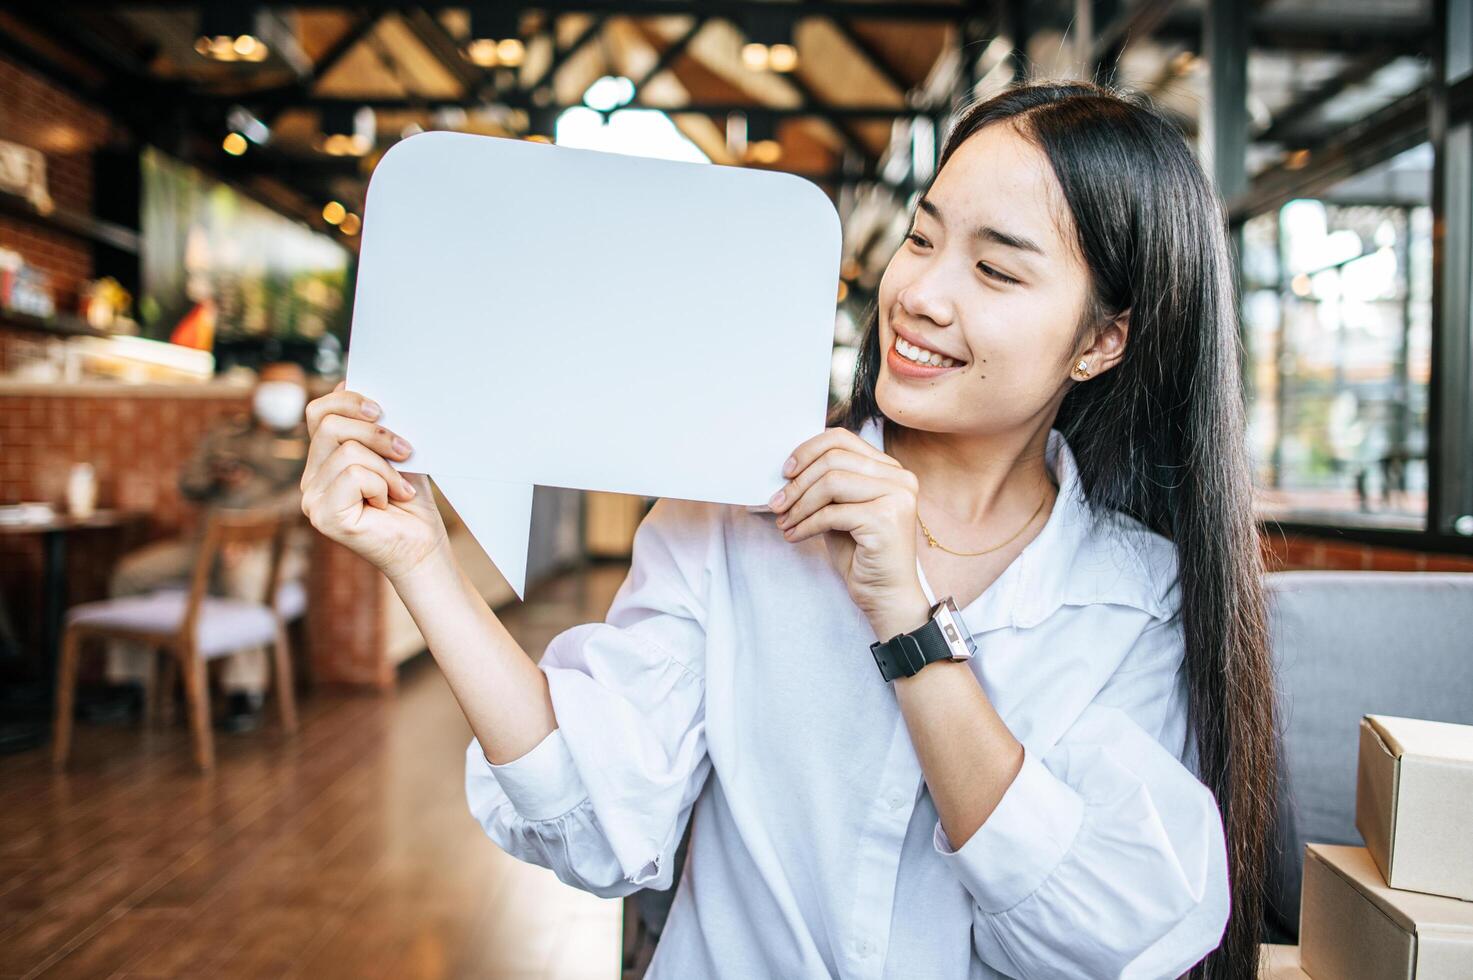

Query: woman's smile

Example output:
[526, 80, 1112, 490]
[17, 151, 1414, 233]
[887, 335, 967, 378]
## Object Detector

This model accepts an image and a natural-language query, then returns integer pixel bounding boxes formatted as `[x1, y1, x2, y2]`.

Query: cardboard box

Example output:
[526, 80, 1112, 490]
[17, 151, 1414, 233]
[1356, 714, 1473, 901]
[1300, 844, 1473, 980]
[1260, 944, 1310, 979]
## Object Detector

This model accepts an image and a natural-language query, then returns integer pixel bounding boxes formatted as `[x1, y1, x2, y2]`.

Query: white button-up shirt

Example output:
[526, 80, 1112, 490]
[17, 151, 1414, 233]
[466, 416, 1230, 979]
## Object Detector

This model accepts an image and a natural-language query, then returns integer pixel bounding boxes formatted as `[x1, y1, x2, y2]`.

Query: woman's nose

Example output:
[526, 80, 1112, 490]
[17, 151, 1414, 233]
[897, 278, 953, 328]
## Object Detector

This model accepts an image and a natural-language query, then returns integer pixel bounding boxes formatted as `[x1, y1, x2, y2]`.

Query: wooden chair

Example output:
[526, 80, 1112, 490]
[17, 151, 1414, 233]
[53, 509, 300, 771]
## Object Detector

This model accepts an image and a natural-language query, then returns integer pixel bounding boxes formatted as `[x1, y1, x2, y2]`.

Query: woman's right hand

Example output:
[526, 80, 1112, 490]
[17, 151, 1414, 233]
[301, 382, 450, 583]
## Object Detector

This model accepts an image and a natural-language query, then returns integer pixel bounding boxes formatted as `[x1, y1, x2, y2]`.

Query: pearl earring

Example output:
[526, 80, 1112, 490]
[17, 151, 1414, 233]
[1073, 358, 1091, 380]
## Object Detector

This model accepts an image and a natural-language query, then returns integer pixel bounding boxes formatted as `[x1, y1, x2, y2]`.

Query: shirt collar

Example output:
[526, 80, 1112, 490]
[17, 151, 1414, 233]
[857, 415, 1169, 633]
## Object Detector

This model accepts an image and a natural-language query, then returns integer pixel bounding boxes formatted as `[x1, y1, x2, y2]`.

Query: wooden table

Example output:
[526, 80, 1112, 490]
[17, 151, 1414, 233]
[0, 508, 145, 750]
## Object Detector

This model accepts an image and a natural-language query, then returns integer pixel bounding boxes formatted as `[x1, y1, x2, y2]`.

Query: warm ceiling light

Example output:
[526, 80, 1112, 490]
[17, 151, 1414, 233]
[524, 134, 553, 144]
[319, 105, 376, 156]
[496, 38, 525, 67]
[464, 39, 499, 67]
[196, 10, 269, 63]
[232, 35, 265, 60]
[1285, 149, 1311, 170]
[463, 10, 523, 68]
[746, 140, 782, 165]
[767, 43, 798, 73]
[322, 201, 347, 225]
[338, 213, 362, 236]
[836, 280, 849, 303]
[743, 11, 796, 73]
[222, 132, 248, 155]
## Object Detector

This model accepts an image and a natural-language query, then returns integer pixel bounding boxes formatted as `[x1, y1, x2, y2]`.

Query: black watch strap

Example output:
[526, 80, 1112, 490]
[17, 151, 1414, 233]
[870, 608, 953, 681]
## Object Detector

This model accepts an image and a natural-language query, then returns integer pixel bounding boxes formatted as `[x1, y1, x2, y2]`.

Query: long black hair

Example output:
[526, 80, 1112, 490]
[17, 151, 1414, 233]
[830, 81, 1276, 979]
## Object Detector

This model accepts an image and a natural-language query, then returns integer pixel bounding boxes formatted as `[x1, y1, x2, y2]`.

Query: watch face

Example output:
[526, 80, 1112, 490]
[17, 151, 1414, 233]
[935, 596, 977, 659]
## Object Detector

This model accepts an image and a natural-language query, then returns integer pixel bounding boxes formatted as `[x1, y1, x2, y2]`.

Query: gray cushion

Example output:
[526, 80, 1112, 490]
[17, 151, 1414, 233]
[68, 591, 278, 659]
[275, 579, 308, 621]
[1266, 570, 1473, 936]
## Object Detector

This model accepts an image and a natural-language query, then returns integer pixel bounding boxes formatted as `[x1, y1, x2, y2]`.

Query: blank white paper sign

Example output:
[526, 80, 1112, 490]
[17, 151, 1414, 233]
[345, 131, 841, 598]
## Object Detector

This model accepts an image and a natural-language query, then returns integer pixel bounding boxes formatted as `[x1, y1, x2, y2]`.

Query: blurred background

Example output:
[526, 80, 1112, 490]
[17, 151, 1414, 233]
[0, 1, 1470, 977]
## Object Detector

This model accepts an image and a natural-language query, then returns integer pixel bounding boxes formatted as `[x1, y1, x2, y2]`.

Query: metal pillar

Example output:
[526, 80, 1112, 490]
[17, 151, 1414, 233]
[1203, 0, 1249, 204]
[1429, 0, 1473, 536]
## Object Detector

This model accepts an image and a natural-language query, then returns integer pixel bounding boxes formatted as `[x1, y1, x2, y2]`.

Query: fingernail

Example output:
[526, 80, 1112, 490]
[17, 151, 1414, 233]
[783, 456, 796, 476]
[392, 437, 412, 456]
[402, 481, 416, 498]
[769, 489, 785, 507]
[362, 400, 381, 420]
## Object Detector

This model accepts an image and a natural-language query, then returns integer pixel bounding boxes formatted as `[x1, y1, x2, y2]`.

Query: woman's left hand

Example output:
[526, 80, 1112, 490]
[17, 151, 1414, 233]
[771, 427, 926, 623]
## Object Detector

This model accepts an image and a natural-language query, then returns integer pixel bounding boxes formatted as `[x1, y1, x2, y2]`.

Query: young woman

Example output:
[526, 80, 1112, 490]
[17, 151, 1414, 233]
[301, 81, 1276, 979]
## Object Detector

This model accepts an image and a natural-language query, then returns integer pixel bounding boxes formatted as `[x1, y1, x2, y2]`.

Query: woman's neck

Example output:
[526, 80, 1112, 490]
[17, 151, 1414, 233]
[883, 417, 1057, 527]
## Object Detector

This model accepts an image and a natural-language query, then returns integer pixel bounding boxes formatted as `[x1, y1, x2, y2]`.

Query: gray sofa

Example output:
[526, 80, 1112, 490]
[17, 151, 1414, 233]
[1264, 570, 1473, 939]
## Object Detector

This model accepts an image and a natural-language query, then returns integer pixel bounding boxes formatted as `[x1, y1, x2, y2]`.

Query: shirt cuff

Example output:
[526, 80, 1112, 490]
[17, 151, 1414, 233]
[933, 746, 1085, 913]
[482, 728, 590, 822]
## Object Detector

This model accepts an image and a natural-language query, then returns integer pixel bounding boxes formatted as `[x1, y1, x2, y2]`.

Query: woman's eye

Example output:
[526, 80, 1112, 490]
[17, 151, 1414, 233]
[978, 262, 1020, 285]
[905, 232, 929, 248]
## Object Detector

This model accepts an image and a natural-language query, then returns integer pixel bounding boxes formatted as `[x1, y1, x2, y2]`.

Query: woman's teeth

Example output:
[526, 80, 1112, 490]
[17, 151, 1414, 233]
[896, 337, 960, 368]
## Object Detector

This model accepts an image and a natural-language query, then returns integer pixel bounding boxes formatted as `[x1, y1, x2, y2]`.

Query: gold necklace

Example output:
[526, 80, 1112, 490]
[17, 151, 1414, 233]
[917, 495, 1048, 557]
[883, 422, 1050, 557]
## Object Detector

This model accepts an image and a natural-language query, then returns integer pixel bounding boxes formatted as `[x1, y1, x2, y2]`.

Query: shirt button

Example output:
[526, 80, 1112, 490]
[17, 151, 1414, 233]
[856, 938, 874, 958]
[887, 792, 906, 811]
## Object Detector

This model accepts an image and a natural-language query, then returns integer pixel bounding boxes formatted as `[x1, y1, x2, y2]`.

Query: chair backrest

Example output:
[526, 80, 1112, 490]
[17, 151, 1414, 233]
[180, 508, 293, 639]
[1264, 570, 1473, 935]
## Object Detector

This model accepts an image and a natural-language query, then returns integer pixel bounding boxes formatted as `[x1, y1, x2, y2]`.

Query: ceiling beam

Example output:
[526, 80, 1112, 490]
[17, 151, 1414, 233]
[783, 68, 877, 167]
[1258, 49, 1408, 145]
[829, 19, 913, 100]
[627, 15, 707, 98]
[221, 93, 933, 121]
[82, 2, 976, 22]
[1153, 7, 1429, 54]
[400, 8, 485, 95]
[218, 146, 904, 189]
[1228, 87, 1428, 223]
[526, 14, 607, 97]
[1091, 0, 1176, 77]
[258, 11, 385, 126]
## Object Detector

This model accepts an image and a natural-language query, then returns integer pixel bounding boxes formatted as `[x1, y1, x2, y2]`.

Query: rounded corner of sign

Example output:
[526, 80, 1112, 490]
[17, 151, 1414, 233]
[368, 131, 450, 191]
[785, 174, 843, 240]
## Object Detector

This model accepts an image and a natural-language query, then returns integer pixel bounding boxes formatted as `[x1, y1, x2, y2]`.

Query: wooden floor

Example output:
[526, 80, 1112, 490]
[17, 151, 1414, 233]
[0, 562, 634, 980]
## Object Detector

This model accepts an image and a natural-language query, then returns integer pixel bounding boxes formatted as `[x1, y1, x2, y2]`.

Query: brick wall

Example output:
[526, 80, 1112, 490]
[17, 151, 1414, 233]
[0, 56, 113, 313]
[1261, 531, 1473, 574]
[0, 52, 391, 690]
[0, 389, 391, 690]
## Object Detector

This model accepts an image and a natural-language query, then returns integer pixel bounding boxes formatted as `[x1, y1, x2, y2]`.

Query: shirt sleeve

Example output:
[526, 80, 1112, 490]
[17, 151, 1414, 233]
[934, 609, 1231, 979]
[465, 496, 717, 899]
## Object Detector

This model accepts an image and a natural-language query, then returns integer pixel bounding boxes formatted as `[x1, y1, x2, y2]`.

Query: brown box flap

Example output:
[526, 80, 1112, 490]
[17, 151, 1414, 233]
[1309, 845, 1473, 934]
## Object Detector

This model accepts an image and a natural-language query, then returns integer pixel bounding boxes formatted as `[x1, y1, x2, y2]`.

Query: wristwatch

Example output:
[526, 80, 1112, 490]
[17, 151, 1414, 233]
[870, 595, 977, 682]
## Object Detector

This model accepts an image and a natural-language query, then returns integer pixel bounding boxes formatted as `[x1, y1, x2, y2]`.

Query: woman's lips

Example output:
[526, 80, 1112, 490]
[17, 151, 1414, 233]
[886, 338, 966, 379]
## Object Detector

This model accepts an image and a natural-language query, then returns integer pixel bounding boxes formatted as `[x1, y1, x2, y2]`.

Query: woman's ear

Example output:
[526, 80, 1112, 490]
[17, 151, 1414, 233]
[1075, 309, 1131, 379]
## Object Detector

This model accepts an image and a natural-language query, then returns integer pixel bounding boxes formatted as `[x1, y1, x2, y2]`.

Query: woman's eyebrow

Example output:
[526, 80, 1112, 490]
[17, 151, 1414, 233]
[917, 196, 1046, 258]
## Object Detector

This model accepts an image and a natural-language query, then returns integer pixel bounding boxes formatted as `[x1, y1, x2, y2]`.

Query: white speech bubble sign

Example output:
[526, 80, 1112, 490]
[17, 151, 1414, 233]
[344, 132, 841, 598]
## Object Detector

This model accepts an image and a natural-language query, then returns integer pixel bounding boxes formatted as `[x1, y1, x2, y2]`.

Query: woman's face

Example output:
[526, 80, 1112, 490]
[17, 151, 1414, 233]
[875, 122, 1120, 437]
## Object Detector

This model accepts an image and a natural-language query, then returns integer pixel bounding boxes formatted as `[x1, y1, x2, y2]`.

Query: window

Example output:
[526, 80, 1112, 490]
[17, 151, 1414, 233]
[1242, 144, 1434, 529]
